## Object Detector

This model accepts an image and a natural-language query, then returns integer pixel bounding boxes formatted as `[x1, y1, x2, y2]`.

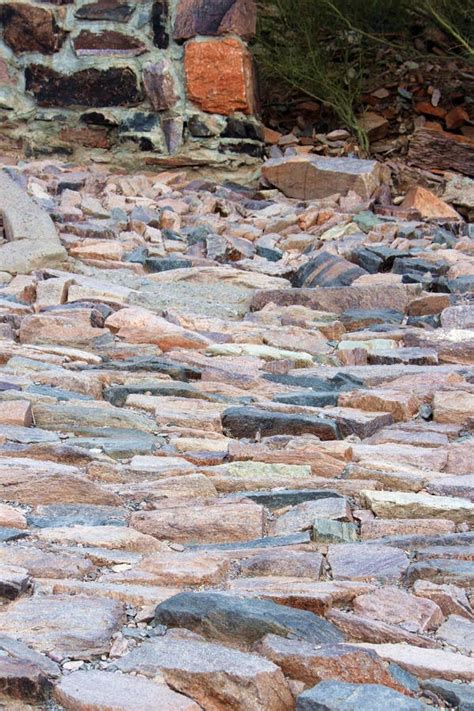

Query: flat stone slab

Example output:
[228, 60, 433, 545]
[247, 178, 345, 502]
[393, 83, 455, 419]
[327, 544, 409, 583]
[115, 635, 293, 711]
[0, 170, 66, 274]
[262, 155, 383, 200]
[295, 680, 427, 710]
[359, 643, 474, 681]
[54, 669, 200, 711]
[154, 592, 344, 647]
[0, 595, 125, 659]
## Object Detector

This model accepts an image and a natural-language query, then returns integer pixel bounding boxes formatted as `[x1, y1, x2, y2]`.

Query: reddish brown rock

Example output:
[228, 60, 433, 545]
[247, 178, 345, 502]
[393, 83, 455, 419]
[401, 186, 462, 220]
[413, 580, 473, 620]
[115, 635, 294, 711]
[338, 389, 420, 422]
[72, 30, 146, 56]
[173, 0, 256, 40]
[75, 0, 135, 22]
[184, 38, 255, 115]
[130, 502, 264, 543]
[353, 586, 443, 633]
[326, 610, 440, 649]
[0, 4, 66, 54]
[0, 400, 33, 427]
[361, 518, 455, 540]
[0, 595, 125, 659]
[433, 391, 474, 425]
[25, 65, 143, 107]
[255, 634, 404, 691]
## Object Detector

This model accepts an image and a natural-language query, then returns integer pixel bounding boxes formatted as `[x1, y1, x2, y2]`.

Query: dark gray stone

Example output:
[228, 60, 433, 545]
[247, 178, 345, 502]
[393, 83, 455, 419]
[187, 532, 311, 551]
[406, 559, 474, 587]
[27, 504, 128, 529]
[154, 592, 344, 646]
[229, 489, 342, 510]
[0, 529, 29, 543]
[273, 392, 338, 407]
[145, 257, 192, 273]
[296, 680, 427, 710]
[221, 407, 339, 440]
[86, 357, 201, 381]
[25, 385, 93, 401]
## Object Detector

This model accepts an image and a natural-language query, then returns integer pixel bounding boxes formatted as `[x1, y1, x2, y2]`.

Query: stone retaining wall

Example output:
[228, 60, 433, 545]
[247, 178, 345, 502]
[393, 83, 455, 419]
[0, 0, 262, 170]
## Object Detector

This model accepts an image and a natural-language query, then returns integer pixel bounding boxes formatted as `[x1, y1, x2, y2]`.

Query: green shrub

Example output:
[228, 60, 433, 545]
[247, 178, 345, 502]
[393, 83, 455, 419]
[255, 0, 473, 151]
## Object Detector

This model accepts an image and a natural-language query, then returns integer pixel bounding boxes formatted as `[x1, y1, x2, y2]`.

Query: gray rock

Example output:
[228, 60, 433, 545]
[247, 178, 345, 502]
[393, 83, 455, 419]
[312, 519, 359, 543]
[27, 504, 128, 529]
[222, 407, 339, 440]
[296, 680, 427, 710]
[154, 592, 343, 647]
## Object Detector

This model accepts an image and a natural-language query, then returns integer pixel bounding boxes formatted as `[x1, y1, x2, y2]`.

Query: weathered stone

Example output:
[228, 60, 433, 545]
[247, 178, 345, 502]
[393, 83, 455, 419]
[0, 595, 125, 659]
[312, 520, 359, 543]
[222, 407, 338, 440]
[54, 669, 200, 711]
[154, 592, 344, 647]
[272, 497, 351, 536]
[327, 544, 408, 583]
[239, 550, 324, 579]
[25, 65, 143, 107]
[0, 3, 65, 54]
[115, 635, 293, 711]
[338, 389, 419, 422]
[358, 643, 474, 681]
[0, 400, 32, 427]
[327, 609, 441, 648]
[295, 680, 426, 711]
[75, 0, 134, 22]
[0, 171, 67, 275]
[255, 635, 403, 690]
[401, 186, 461, 220]
[292, 252, 367, 288]
[184, 38, 255, 115]
[435, 615, 474, 654]
[362, 490, 474, 525]
[173, 0, 256, 40]
[433, 391, 474, 425]
[73, 30, 146, 56]
[262, 155, 383, 200]
[421, 678, 474, 710]
[0, 546, 96, 580]
[413, 580, 473, 620]
[143, 59, 178, 111]
[0, 564, 31, 600]
[353, 586, 443, 633]
[0, 459, 120, 506]
[130, 502, 264, 543]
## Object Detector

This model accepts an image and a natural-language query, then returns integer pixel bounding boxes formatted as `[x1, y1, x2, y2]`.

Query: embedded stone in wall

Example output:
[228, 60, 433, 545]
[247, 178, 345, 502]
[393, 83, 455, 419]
[173, 0, 256, 40]
[184, 38, 255, 115]
[25, 65, 143, 107]
[143, 60, 178, 111]
[73, 30, 146, 57]
[152, 1, 169, 49]
[0, 4, 66, 55]
[75, 0, 134, 22]
[0, 58, 13, 86]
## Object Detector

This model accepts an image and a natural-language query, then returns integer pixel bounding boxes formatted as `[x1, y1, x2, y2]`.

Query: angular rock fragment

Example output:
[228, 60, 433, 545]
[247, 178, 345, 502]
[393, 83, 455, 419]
[262, 155, 383, 200]
[0, 595, 125, 659]
[295, 680, 427, 711]
[154, 592, 344, 647]
[115, 635, 293, 711]
[54, 670, 200, 711]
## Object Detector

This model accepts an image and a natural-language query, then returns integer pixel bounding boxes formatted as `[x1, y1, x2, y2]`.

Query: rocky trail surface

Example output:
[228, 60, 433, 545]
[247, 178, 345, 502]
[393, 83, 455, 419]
[0, 156, 472, 710]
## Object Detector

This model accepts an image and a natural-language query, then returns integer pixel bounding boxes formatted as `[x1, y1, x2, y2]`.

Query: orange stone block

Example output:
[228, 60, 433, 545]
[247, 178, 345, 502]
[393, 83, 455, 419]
[0, 400, 33, 427]
[184, 38, 255, 115]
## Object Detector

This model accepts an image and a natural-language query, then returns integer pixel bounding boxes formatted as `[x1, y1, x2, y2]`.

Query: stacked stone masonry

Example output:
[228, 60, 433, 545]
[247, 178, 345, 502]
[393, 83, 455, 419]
[0, 0, 262, 167]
